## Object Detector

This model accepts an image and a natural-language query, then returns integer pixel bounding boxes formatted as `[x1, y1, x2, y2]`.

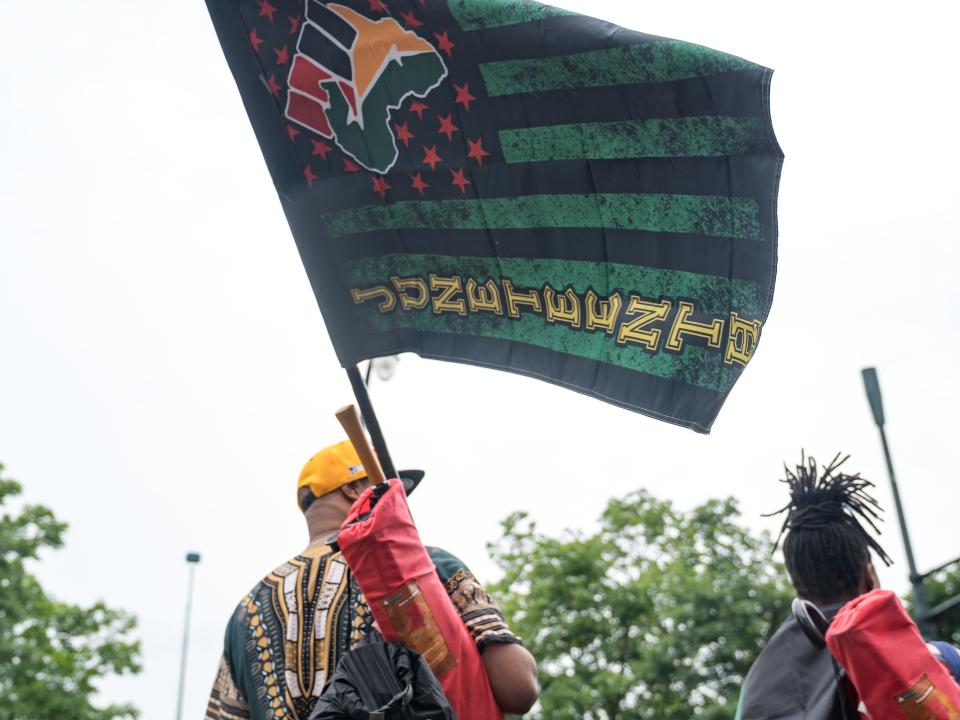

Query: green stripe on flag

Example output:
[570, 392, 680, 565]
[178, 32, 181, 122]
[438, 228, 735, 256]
[499, 116, 764, 163]
[448, 0, 575, 30]
[346, 253, 763, 316]
[480, 41, 759, 97]
[367, 308, 739, 392]
[345, 255, 757, 393]
[323, 194, 761, 241]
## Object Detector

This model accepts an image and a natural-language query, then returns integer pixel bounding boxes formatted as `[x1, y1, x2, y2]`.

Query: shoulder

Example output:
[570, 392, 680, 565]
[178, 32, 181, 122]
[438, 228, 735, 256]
[225, 553, 314, 634]
[251, 551, 326, 596]
[223, 588, 261, 652]
[928, 641, 960, 682]
[425, 546, 471, 585]
[739, 614, 836, 718]
[745, 614, 810, 675]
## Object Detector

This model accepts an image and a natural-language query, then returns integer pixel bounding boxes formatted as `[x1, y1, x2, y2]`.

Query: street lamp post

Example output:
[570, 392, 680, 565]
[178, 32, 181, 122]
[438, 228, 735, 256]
[860, 369, 960, 638]
[175, 552, 202, 720]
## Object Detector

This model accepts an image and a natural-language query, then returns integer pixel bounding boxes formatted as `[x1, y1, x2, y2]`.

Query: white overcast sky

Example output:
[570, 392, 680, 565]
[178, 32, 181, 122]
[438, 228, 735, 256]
[2, 1, 959, 718]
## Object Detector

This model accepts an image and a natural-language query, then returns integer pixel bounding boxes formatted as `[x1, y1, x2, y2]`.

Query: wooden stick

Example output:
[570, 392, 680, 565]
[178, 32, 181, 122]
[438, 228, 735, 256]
[335, 404, 387, 486]
[346, 365, 396, 478]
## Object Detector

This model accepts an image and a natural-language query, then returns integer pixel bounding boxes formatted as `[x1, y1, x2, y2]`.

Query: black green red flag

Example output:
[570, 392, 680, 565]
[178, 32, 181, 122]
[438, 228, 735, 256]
[205, 0, 782, 432]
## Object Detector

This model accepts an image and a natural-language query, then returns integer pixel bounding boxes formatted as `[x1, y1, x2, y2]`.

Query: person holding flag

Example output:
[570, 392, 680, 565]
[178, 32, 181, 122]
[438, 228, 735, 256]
[205, 440, 538, 719]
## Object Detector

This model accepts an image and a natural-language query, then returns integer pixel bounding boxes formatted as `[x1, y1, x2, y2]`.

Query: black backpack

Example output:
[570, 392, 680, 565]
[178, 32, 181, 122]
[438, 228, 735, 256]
[309, 639, 456, 720]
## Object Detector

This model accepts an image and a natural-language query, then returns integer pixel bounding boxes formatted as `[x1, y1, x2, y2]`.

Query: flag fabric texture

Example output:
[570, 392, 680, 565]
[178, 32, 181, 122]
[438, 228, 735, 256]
[336, 479, 504, 720]
[205, 0, 782, 432]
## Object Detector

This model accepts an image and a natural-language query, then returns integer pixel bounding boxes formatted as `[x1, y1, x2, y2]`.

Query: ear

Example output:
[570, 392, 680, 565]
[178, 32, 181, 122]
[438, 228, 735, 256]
[339, 480, 367, 502]
[861, 561, 880, 594]
[297, 487, 317, 513]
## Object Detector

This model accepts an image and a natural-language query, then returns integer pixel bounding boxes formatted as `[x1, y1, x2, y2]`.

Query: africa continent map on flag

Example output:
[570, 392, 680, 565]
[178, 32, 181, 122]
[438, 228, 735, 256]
[206, 0, 782, 432]
[284, 2, 449, 173]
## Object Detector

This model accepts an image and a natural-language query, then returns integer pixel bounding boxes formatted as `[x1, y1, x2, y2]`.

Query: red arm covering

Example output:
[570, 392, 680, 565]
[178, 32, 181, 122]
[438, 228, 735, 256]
[826, 589, 960, 719]
[337, 480, 504, 720]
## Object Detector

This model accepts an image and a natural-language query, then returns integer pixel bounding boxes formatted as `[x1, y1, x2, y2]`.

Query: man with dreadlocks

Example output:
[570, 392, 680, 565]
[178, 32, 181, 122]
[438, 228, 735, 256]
[734, 452, 892, 720]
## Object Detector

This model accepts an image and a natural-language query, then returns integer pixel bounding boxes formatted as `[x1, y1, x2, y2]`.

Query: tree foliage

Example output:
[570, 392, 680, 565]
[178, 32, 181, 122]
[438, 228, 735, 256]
[923, 565, 960, 645]
[0, 464, 141, 720]
[489, 490, 792, 720]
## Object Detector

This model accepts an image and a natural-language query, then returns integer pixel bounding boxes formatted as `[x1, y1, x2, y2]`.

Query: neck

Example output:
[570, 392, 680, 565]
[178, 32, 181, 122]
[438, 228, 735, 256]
[806, 593, 855, 608]
[303, 500, 348, 551]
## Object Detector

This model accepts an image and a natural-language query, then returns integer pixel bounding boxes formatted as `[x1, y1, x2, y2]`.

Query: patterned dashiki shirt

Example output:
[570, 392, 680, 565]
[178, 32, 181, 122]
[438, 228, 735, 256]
[206, 544, 519, 720]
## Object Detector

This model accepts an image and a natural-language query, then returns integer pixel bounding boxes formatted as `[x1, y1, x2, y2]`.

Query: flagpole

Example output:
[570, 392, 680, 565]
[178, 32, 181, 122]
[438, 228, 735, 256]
[346, 365, 397, 479]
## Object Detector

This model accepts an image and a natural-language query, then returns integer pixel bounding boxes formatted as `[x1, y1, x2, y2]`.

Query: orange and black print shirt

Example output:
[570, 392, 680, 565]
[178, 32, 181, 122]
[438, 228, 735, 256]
[205, 545, 519, 720]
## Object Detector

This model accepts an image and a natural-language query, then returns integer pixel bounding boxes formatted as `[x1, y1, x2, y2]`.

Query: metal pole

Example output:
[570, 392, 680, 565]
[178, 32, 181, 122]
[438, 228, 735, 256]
[346, 365, 397, 478]
[861, 368, 933, 636]
[176, 552, 201, 720]
[919, 555, 960, 581]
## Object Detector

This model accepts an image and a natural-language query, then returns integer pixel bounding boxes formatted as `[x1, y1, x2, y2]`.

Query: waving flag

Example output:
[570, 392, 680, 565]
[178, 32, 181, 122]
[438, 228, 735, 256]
[206, 0, 782, 432]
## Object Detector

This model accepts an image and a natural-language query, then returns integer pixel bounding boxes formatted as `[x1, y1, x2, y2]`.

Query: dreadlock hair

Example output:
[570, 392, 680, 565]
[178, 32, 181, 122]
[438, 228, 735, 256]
[766, 452, 893, 603]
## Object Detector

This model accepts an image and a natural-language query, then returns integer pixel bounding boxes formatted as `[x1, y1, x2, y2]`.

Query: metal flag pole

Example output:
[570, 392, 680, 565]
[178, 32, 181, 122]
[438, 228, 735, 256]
[175, 552, 202, 720]
[860, 368, 933, 636]
[346, 365, 397, 479]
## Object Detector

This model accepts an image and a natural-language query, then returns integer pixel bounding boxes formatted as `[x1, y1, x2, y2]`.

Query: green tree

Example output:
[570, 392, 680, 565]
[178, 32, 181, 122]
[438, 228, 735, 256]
[922, 565, 960, 645]
[489, 490, 792, 720]
[0, 464, 141, 720]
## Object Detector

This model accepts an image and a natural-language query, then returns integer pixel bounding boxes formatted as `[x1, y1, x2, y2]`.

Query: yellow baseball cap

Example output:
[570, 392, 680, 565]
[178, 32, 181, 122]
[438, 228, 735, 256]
[297, 440, 425, 500]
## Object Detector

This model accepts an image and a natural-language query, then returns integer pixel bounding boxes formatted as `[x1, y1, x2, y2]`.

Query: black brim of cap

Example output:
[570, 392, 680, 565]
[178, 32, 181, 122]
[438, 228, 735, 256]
[398, 469, 425, 496]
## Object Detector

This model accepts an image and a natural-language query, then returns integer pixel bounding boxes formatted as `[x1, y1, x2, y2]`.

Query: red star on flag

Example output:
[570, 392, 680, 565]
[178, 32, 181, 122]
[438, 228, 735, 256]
[422, 145, 442, 171]
[287, 124, 300, 141]
[372, 175, 391, 199]
[304, 165, 318, 187]
[256, 0, 277, 22]
[311, 139, 332, 159]
[249, 28, 264, 52]
[409, 100, 428, 119]
[266, 73, 281, 97]
[437, 114, 459, 141]
[467, 137, 491, 166]
[274, 45, 290, 66]
[369, 0, 388, 12]
[410, 173, 429, 196]
[450, 168, 471, 194]
[454, 83, 476, 111]
[289, 15, 302, 34]
[400, 10, 423, 28]
[434, 31, 455, 58]
[343, 158, 360, 173]
[394, 122, 414, 148]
